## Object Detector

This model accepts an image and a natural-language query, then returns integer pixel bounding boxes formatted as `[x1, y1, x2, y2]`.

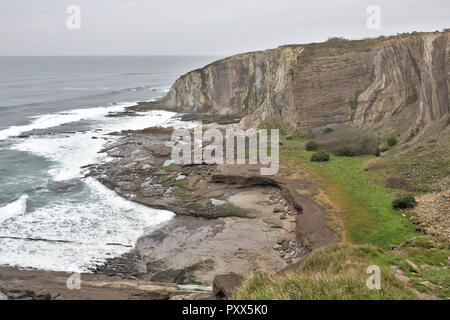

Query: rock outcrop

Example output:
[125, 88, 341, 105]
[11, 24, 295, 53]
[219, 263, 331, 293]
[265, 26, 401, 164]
[354, 33, 450, 141]
[149, 32, 449, 140]
[213, 273, 244, 299]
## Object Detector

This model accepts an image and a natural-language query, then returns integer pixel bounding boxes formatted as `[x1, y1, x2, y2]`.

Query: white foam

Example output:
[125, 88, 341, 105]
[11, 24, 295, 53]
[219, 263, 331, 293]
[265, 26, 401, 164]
[0, 195, 28, 225]
[0, 103, 134, 141]
[0, 107, 187, 272]
[0, 178, 174, 272]
[97, 110, 176, 133]
[12, 132, 108, 181]
[11, 110, 179, 181]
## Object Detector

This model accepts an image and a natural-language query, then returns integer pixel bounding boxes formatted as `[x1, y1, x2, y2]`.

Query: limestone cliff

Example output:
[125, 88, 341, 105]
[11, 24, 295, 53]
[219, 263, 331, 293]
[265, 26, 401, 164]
[152, 32, 449, 139]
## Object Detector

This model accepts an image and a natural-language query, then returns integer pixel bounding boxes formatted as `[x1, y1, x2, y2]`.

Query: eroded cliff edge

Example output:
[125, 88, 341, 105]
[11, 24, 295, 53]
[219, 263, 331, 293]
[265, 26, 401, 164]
[147, 32, 449, 141]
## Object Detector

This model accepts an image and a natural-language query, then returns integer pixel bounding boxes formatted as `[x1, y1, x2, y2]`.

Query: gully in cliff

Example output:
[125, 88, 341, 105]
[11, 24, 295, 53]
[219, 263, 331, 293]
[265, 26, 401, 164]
[171, 122, 280, 175]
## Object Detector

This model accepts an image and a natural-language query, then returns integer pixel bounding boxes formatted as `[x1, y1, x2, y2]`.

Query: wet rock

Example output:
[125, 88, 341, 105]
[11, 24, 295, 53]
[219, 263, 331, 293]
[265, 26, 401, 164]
[47, 180, 82, 193]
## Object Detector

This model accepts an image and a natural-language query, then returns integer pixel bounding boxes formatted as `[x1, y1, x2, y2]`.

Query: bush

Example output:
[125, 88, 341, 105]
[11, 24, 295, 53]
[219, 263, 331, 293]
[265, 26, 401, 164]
[323, 127, 334, 134]
[326, 37, 348, 42]
[374, 147, 381, 157]
[334, 145, 354, 157]
[318, 130, 378, 156]
[311, 150, 330, 162]
[387, 136, 397, 147]
[392, 196, 417, 210]
[305, 141, 319, 151]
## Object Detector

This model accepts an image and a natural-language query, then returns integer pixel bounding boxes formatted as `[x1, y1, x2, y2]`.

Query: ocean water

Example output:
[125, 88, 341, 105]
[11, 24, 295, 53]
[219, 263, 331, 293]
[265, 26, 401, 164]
[0, 56, 218, 272]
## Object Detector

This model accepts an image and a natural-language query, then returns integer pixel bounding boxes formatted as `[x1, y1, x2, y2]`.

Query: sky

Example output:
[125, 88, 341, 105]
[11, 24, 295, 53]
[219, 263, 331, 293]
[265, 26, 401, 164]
[0, 0, 449, 56]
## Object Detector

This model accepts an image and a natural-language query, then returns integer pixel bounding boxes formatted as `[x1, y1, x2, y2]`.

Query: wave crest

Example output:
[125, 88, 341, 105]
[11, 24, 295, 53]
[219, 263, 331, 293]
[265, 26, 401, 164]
[0, 195, 28, 225]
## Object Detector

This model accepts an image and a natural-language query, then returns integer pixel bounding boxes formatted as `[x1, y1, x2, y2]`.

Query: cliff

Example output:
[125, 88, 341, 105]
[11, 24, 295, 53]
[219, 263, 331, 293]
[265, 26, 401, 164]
[151, 32, 449, 140]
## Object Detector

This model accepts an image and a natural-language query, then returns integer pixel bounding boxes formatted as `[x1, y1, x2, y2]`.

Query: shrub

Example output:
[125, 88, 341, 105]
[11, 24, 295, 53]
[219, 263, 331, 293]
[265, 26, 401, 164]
[334, 145, 355, 157]
[392, 196, 417, 210]
[326, 37, 348, 42]
[311, 150, 330, 162]
[387, 136, 397, 147]
[318, 131, 378, 156]
[374, 147, 381, 157]
[305, 141, 319, 151]
[323, 127, 334, 134]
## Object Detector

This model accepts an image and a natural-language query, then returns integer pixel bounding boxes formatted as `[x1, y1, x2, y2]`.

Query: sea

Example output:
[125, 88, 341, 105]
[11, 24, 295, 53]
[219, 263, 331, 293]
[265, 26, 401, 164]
[0, 56, 218, 272]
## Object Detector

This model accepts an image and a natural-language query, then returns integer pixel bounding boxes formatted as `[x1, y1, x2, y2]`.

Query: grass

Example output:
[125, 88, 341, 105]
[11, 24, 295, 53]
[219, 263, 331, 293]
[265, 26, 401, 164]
[223, 119, 449, 299]
[279, 137, 419, 248]
[295, 38, 385, 71]
[232, 123, 449, 300]
[390, 237, 450, 299]
[243, 75, 256, 109]
[234, 237, 449, 300]
[172, 179, 193, 199]
[233, 244, 416, 300]
[375, 134, 450, 192]
[214, 203, 249, 218]
[349, 89, 362, 123]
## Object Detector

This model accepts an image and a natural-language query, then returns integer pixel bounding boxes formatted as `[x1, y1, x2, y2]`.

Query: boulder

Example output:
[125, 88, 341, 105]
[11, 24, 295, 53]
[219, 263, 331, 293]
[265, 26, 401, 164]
[213, 273, 244, 299]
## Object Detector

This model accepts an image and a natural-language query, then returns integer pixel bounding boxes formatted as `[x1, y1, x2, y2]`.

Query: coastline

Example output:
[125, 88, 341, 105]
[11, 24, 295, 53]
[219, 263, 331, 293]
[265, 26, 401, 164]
[0, 104, 338, 300]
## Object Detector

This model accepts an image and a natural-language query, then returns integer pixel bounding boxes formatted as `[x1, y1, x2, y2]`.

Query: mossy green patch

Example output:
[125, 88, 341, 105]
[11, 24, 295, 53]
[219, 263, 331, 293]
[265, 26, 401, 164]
[243, 75, 256, 109]
[214, 203, 249, 218]
[279, 137, 419, 248]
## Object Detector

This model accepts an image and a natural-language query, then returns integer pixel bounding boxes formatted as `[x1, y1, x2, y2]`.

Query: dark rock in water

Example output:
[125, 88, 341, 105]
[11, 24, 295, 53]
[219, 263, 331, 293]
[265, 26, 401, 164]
[213, 272, 244, 300]
[106, 110, 142, 118]
[0, 140, 13, 148]
[90, 251, 145, 279]
[0, 236, 73, 244]
[106, 242, 133, 248]
[47, 180, 82, 193]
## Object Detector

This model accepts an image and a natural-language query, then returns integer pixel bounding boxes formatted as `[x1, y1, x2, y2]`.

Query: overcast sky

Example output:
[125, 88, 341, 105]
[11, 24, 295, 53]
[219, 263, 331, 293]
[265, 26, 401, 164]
[0, 0, 448, 56]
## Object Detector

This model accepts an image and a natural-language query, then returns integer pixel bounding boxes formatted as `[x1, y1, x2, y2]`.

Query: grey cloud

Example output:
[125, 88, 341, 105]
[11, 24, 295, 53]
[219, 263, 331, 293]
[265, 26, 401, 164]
[0, 0, 448, 55]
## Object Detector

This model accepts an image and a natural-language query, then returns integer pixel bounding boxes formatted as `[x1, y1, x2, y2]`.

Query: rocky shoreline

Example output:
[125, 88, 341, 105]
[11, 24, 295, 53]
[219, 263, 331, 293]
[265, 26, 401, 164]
[0, 107, 338, 300]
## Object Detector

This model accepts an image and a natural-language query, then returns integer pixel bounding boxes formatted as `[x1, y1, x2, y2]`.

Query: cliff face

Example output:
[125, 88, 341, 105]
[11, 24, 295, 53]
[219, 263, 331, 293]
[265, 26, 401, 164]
[162, 46, 303, 117]
[156, 32, 449, 139]
[354, 34, 450, 139]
